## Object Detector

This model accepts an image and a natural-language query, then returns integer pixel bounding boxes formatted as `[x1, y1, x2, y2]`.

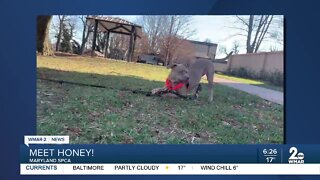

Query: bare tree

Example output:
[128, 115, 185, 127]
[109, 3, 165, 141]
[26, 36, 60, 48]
[234, 15, 274, 53]
[61, 15, 95, 55]
[138, 15, 195, 65]
[107, 34, 130, 60]
[231, 40, 240, 54]
[161, 15, 196, 65]
[51, 16, 79, 53]
[218, 45, 228, 56]
[268, 15, 284, 46]
[135, 31, 150, 55]
[78, 16, 94, 54]
[218, 40, 239, 57]
[55, 15, 68, 51]
[138, 16, 166, 54]
[60, 23, 72, 53]
[96, 32, 108, 53]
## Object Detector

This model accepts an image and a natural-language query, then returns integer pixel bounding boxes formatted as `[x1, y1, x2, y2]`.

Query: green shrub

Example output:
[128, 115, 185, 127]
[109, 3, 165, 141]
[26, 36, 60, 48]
[227, 68, 283, 87]
[268, 70, 283, 86]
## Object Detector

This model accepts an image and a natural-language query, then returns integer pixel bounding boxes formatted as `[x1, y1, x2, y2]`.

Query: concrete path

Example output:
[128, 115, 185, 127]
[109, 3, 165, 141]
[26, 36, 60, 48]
[214, 77, 283, 105]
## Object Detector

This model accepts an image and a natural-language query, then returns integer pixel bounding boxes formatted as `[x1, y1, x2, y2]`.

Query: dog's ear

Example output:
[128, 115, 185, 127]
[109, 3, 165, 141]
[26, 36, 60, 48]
[167, 63, 178, 69]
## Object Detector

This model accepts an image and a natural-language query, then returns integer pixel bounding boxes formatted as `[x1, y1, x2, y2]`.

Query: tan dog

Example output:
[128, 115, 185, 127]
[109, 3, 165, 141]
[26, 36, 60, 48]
[151, 64, 189, 96]
[166, 52, 233, 102]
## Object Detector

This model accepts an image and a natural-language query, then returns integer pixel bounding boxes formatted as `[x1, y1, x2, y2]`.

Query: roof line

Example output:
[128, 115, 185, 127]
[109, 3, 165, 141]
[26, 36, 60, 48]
[188, 39, 218, 46]
[86, 16, 142, 28]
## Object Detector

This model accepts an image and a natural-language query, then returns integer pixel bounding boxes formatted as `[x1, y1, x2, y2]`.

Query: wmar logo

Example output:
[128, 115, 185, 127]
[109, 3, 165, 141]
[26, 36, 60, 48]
[288, 147, 304, 164]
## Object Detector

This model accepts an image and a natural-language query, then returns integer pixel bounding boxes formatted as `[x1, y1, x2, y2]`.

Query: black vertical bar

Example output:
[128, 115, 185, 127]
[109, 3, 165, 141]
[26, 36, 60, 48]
[127, 26, 135, 62]
[131, 28, 137, 61]
[91, 19, 98, 57]
[104, 31, 110, 58]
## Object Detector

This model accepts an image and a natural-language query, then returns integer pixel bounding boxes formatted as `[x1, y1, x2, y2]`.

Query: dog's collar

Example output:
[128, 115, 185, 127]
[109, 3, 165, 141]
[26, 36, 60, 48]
[165, 78, 185, 91]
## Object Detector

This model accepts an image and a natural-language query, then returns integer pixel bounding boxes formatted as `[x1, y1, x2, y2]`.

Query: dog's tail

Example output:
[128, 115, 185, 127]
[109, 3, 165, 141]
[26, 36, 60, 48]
[210, 51, 233, 64]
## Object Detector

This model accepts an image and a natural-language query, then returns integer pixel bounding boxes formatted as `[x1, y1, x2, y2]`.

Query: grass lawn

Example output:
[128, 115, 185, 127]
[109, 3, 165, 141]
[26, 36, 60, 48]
[215, 73, 283, 92]
[37, 55, 283, 144]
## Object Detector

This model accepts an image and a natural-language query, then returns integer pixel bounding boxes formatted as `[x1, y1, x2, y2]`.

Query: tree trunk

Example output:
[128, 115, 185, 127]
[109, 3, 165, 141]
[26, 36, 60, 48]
[80, 28, 90, 55]
[246, 15, 254, 53]
[251, 15, 266, 52]
[164, 16, 175, 65]
[37, 16, 53, 56]
[79, 16, 92, 55]
[255, 15, 274, 53]
[56, 26, 62, 52]
[55, 16, 65, 51]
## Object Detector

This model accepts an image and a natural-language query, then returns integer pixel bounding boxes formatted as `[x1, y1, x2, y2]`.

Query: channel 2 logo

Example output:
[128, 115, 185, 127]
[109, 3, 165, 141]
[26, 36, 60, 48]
[288, 147, 304, 164]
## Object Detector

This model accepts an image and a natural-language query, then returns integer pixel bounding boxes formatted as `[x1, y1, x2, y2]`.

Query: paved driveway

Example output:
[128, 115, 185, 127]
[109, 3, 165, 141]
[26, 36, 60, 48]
[214, 77, 283, 105]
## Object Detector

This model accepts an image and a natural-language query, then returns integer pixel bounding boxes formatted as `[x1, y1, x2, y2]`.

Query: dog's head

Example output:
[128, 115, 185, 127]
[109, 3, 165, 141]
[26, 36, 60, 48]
[167, 63, 189, 84]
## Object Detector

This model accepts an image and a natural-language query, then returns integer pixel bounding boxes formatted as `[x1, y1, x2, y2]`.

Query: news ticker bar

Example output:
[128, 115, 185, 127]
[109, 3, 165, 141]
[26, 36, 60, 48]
[20, 164, 320, 175]
[21, 144, 318, 163]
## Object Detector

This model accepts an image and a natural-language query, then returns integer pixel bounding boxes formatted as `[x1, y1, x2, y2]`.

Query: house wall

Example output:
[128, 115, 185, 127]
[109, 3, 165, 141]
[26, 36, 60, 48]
[193, 43, 217, 59]
[213, 62, 228, 72]
[214, 51, 284, 74]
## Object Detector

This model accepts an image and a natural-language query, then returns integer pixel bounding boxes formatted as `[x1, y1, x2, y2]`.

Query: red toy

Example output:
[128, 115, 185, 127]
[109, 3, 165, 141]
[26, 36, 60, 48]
[165, 78, 185, 91]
